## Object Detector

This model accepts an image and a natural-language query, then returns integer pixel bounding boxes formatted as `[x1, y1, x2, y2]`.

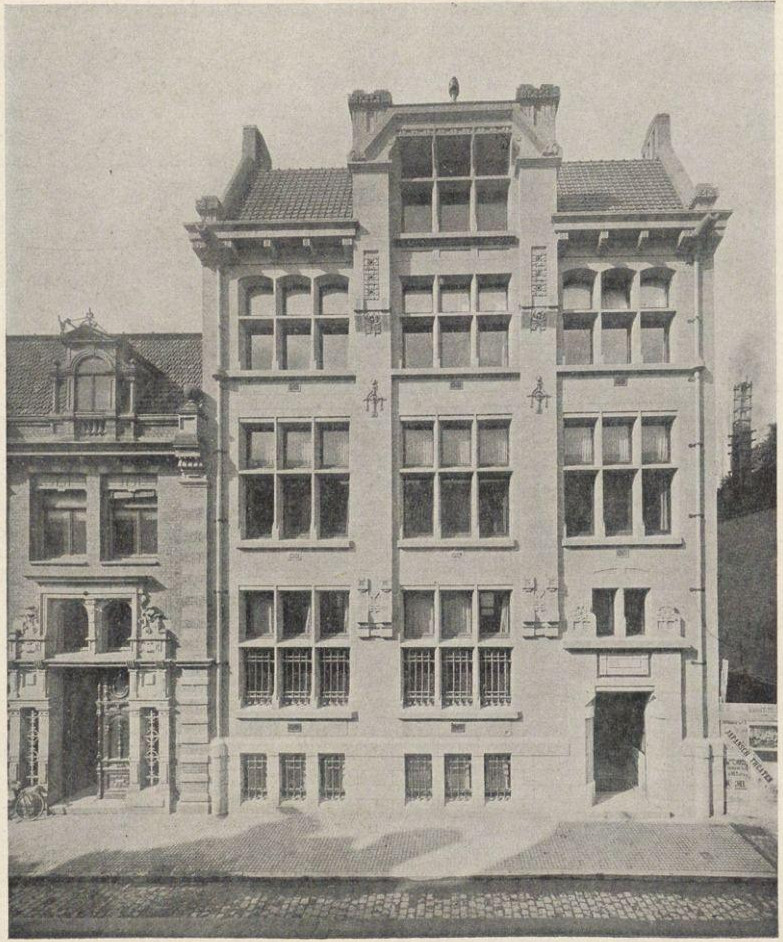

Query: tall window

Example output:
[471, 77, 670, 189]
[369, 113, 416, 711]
[405, 754, 433, 801]
[280, 753, 306, 801]
[74, 357, 114, 411]
[239, 276, 350, 371]
[319, 754, 345, 801]
[444, 754, 472, 801]
[34, 484, 87, 559]
[400, 275, 510, 369]
[239, 588, 350, 708]
[106, 488, 157, 558]
[399, 132, 510, 235]
[484, 754, 511, 800]
[593, 587, 648, 637]
[400, 418, 510, 540]
[241, 420, 349, 540]
[241, 754, 268, 801]
[563, 414, 676, 540]
[401, 588, 511, 708]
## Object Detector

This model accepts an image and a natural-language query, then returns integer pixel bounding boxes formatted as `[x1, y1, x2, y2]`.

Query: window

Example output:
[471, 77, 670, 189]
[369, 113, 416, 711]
[401, 588, 512, 708]
[601, 313, 633, 365]
[562, 314, 594, 365]
[640, 270, 671, 309]
[74, 356, 113, 411]
[103, 599, 132, 651]
[239, 277, 350, 371]
[239, 588, 350, 707]
[280, 753, 306, 801]
[401, 418, 510, 540]
[484, 754, 511, 800]
[564, 414, 676, 540]
[562, 270, 595, 310]
[602, 269, 632, 310]
[444, 755, 472, 801]
[241, 420, 349, 541]
[398, 132, 510, 234]
[405, 754, 432, 801]
[593, 587, 649, 637]
[52, 599, 89, 653]
[107, 490, 157, 558]
[319, 754, 345, 800]
[641, 313, 671, 364]
[400, 275, 510, 370]
[34, 487, 87, 559]
[241, 754, 268, 801]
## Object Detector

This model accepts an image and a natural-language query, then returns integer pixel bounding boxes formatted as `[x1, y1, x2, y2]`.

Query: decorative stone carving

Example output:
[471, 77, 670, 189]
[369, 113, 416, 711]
[363, 251, 381, 303]
[140, 592, 166, 638]
[529, 309, 548, 332]
[363, 380, 385, 418]
[657, 606, 684, 635]
[521, 576, 560, 638]
[571, 606, 597, 636]
[528, 377, 551, 414]
[531, 246, 548, 303]
[355, 311, 389, 336]
[357, 578, 393, 639]
[19, 606, 41, 638]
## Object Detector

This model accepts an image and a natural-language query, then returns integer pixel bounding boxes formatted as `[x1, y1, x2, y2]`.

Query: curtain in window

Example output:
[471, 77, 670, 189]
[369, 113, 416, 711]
[404, 427, 434, 466]
[246, 592, 274, 637]
[603, 423, 631, 464]
[644, 472, 672, 534]
[479, 425, 509, 466]
[641, 278, 668, 308]
[499, 593, 510, 633]
[404, 592, 434, 638]
[320, 427, 348, 468]
[283, 428, 311, 468]
[441, 426, 471, 466]
[441, 591, 472, 638]
[564, 424, 593, 465]
[249, 429, 275, 468]
[642, 423, 670, 463]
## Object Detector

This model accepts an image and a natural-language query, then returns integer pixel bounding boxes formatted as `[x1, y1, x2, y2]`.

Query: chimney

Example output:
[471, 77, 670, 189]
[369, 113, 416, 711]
[641, 113, 672, 160]
[641, 114, 716, 209]
[515, 84, 560, 150]
[242, 126, 272, 171]
[348, 89, 393, 157]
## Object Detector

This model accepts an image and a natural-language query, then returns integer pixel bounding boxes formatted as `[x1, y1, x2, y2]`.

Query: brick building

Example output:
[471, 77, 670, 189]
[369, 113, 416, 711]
[7, 81, 731, 818]
[6, 319, 214, 812]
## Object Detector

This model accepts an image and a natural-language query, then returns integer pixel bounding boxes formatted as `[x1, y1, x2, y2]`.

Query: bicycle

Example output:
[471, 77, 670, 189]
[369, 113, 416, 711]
[8, 782, 48, 821]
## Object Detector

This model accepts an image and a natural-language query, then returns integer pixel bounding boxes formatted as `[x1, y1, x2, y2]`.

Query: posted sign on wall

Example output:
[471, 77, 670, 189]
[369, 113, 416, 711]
[720, 703, 777, 811]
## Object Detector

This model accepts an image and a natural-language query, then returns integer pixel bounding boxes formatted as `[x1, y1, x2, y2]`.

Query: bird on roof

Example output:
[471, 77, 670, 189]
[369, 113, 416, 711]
[449, 77, 459, 102]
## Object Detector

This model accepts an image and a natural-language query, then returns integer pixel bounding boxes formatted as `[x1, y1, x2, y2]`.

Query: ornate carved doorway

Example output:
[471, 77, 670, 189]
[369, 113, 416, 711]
[63, 668, 130, 800]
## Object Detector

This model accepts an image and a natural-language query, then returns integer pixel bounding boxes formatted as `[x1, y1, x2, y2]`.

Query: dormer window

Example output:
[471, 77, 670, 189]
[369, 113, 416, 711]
[74, 356, 113, 411]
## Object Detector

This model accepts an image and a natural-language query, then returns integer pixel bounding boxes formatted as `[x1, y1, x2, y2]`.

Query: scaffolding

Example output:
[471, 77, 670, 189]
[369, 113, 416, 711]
[728, 380, 754, 491]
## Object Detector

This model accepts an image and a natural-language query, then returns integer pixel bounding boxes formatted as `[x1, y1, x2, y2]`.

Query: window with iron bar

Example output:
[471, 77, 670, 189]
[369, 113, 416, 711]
[319, 754, 345, 800]
[444, 754, 472, 801]
[441, 648, 474, 706]
[241, 753, 268, 801]
[243, 649, 275, 705]
[402, 648, 436, 706]
[479, 648, 512, 706]
[318, 649, 350, 706]
[484, 754, 511, 800]
[404, 754, 433, 801]
[281, 649, 312, 705]
[280, 753, 306, 801]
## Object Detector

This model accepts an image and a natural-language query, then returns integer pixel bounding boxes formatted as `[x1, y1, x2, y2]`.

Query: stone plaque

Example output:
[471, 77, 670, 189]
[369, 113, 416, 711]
[598, 653, 651, 677]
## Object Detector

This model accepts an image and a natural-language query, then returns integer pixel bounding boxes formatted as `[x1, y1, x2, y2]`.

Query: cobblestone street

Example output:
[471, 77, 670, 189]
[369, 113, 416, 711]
[9, 875, 777, 937]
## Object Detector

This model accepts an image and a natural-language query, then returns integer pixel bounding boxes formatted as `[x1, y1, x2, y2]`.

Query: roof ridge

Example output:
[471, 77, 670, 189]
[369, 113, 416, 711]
[257, 166, 349, 173]
[560, 158, 663, 166]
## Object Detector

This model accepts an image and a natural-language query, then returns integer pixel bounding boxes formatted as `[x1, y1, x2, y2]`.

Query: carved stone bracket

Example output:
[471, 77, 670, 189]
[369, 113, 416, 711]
[570, 605, 597, 637]
[354, 310, 390, 336]
[521, 576, 560, 639]
[656, 606, 684, 635]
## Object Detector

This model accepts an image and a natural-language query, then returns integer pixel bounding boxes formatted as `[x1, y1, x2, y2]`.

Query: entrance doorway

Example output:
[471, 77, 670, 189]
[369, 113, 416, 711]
[594, 692, 649, 795]
[62, 669, 130, 801]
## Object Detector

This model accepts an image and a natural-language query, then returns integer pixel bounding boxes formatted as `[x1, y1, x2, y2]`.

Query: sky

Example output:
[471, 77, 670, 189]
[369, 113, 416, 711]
[5, 2, 776, 470]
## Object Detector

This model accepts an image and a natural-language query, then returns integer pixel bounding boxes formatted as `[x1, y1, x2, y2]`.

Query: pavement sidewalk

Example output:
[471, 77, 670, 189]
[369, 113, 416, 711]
[8, 806, 777, 881]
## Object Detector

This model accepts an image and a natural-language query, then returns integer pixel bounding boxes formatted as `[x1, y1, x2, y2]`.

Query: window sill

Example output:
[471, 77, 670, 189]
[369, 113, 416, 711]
[235, 706, 357, 721]
[395, 232, 517, 246]
[101, 557, 160, 566]
[563, 635, 694, 651]
[237, 539, 353, 551]
[563, 536, 684, 548]
[398, 706, 521, 721]
[27, 557, 90, 567]
[219, 370, 356, 383]
[399, 538, 517, 551]
[557, 363, 704, 375]
[391, 368, 520, 379]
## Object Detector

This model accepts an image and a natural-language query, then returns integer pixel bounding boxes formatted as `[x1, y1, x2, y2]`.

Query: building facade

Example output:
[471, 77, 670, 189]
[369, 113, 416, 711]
[185, 84, 730, 818]
[7, 320, 214, 812]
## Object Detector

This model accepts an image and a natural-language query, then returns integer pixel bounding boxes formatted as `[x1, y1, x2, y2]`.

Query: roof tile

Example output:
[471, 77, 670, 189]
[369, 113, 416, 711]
[557, 159, 683, 212]
[236, 168, 353, 222]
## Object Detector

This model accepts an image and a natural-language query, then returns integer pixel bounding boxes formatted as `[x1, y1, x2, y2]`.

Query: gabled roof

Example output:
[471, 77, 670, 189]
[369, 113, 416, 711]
[6, 333, 202, 417]
[557, 159, 683, 213]
[235, 167, 353, 222]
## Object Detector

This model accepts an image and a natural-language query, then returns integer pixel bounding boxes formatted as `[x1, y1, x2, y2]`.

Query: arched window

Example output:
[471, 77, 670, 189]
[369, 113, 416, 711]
[601, 269, 633, 310]
[74, 357, 113, 411]
[58, 600, 89, 653]
[562, 270, 595, 310]
[640, 269, 672, 309]
[244, 279, 275, 318]
[281, 277, 312, 317]
[104, 600, 132, 651]
[319, 278, 349, 316]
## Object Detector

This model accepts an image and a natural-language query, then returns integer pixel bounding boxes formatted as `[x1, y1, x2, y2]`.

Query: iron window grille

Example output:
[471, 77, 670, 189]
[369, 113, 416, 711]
[239, 275, 350, 372]
[280, 649, 312, 705]
[402, 648, 436, 706]
[484, 754, 511, 800]
[563, 413, 676, 540]
[318, 649, 350, 706]
[243, 649, 275, 705]
[240, 419, 349, 541]
[479, 649, 512, 706]
[280, 753, 306, 801]
[441, 648, 474, 706]
[19, 708, 41, 788]
[405, 754, 433, 801]
[140, 708, 160, 788]
[241, 754, 268, 801]
[444, 754, 472, 801]
[318, 754, 345, 800]
[400, 417, 510, 540]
